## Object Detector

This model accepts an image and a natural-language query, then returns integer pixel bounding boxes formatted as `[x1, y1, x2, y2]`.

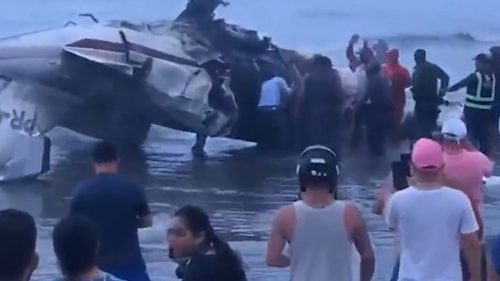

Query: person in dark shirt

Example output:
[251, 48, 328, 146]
[448, 53, 496, 156]
[70, 142, 153, 281]
[299, 55, 344, 154]
[362, 62, 393, 156]
[489, 47, 500, 156]
[0, 209, 38, 281]
[52, 216, 123, 281]
[168, 205, 247, 281]
[411, 49, 450, 139]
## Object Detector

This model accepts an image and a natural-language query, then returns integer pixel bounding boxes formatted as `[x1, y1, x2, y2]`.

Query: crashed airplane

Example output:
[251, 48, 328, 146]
[0, 0, 312, 182]
[0, 0, 367, 182]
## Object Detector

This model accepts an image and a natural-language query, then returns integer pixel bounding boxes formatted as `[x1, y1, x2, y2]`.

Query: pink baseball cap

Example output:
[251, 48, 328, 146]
[411, 138, 444, 170]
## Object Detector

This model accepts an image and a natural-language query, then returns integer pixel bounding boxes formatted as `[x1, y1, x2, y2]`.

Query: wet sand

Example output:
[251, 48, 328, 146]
[2, 102, 500, 281]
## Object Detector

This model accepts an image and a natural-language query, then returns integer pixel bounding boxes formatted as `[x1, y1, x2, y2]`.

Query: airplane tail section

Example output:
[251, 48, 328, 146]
[0, 76, 54, 182]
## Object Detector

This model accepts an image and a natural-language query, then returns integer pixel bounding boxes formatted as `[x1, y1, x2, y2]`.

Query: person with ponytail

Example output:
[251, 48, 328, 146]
[167, 205, 247, 281]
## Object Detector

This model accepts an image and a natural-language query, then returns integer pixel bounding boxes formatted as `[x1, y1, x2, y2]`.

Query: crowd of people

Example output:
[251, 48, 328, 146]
[0, 123, 498, 281]
[2, 35, 500, 281]
[255, 34, 500, 160]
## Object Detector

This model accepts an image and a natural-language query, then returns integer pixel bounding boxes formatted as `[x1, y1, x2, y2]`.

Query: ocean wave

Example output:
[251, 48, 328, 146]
[371, 32, 500, 44]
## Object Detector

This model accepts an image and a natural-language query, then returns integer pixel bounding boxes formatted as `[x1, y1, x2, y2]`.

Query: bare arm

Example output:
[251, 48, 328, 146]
[348, 204, 375, 281]
[461, 196, 481, 281]
[266, 207, 291, 268]
[488, 263, 500, 281]
[462, 232, 482, 281]
[403, 68, 412, 88]
[347, 43, 359, 67]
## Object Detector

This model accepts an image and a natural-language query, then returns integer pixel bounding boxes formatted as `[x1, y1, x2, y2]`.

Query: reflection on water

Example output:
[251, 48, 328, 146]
[0, 125, 499, 281]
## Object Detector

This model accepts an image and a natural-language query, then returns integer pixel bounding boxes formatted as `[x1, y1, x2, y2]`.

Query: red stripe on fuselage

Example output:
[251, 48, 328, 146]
[66, 38, 199, 67]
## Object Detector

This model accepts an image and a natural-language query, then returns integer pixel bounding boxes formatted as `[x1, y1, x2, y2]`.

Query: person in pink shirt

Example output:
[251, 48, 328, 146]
[441, 118, 494, 239]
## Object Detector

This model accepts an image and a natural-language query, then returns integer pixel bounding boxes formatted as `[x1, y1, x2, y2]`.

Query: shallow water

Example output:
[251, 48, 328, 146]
[2, 0, 500, 280]
[0, 125, 499, 281]
[0, 127, 400, 281]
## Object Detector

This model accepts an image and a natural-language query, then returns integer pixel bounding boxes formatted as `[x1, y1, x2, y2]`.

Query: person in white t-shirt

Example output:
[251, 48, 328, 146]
[386, 138, 481, 281]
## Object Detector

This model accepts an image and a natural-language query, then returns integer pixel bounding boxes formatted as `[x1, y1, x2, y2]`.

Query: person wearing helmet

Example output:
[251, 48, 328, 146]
[266, 145, 375, 281]
[448, 53, 496, 157]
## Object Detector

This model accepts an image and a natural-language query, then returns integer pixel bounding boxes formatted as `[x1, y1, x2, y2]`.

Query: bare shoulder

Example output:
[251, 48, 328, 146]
[344, 201, 361, 215]
[343, 201, 364, 226]
[273, 204, 294, 224]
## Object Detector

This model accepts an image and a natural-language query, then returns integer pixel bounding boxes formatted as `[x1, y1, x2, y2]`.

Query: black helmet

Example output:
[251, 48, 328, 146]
[297, 145, 340, 192]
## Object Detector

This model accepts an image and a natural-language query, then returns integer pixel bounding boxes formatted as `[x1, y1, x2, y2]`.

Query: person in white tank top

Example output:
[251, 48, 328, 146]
[266, 145, 375, 281]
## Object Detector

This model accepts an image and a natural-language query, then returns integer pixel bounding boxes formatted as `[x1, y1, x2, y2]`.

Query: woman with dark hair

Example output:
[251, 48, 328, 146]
[52, 216, 123, 281]
[167, 205, 247, 281]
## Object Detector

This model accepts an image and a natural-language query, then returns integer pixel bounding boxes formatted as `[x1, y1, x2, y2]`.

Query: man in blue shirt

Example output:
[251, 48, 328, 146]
[70, 142, 153, 281]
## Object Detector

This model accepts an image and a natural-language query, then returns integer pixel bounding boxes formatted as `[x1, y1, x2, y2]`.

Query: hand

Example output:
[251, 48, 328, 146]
[350, 34, 360, 45]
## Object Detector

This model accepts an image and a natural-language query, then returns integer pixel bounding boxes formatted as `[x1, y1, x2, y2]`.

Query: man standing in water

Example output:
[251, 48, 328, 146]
[448, 53, 496, 157]
[267, 145, 375, 281]
[387, 138, 481, 281]
[490, 47, 500, 156]
[300, 56, 344, 153]
[411, 49, 449, 138]
[363, 62, 393, 156]
[383, 49, 411, 141]
[257, 63, 300, 149]
[71, 142, 153, 281]
[346, 37, 375, 150]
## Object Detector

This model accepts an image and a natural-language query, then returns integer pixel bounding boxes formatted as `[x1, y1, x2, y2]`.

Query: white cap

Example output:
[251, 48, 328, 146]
[441, 118, 467, 140]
